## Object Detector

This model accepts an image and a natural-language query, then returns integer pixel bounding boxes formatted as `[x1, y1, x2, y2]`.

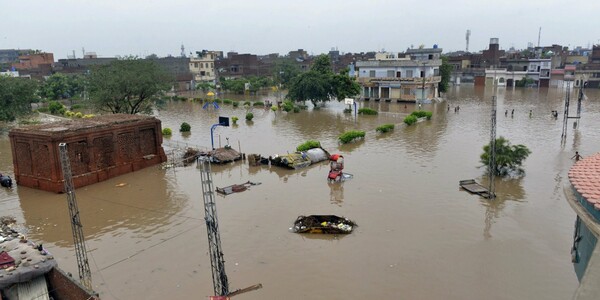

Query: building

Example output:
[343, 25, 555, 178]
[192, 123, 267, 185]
[54, 57, 117, 74]
[484, 58, 552, 87]
[11, 52, 54, 79]
[190, 50, 218, 82]
[576, 45, 600, 88]
[355, 46, 443, 102]
[9, 114, 167, 193]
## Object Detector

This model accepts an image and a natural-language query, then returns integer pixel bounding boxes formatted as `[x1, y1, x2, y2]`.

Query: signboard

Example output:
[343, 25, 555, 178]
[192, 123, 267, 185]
[344, 98, 354, 105]
[219, 116, 229, 127]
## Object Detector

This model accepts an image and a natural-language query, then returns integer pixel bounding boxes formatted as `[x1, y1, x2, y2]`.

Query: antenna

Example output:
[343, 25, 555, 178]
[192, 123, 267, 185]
[181, 44, 185, 57]
[82, 47, 85, 57]
[538, 27, 541, 47]
[466, 30, 471, 52]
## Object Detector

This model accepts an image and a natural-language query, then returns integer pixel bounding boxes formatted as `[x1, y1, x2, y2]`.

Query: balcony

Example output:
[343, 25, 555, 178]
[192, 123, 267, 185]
[357, 76, 441, 85]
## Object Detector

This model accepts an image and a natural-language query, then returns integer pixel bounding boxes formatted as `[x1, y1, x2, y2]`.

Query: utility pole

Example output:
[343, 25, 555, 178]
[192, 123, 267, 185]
[488, 96, 497, 199]
[58, 143, 93, 291]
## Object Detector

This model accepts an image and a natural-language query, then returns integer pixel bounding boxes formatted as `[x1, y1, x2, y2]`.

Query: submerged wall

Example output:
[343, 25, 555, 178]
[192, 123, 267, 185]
[9, 114, 167, 193]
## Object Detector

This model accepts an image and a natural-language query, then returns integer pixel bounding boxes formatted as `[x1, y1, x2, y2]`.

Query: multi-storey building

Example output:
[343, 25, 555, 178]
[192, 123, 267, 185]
[355, 46, 443, 102]
[190, 50, 217, 82]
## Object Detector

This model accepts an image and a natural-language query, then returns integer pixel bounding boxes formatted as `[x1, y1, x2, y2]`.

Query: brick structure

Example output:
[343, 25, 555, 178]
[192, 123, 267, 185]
[9, 114, 167, 193]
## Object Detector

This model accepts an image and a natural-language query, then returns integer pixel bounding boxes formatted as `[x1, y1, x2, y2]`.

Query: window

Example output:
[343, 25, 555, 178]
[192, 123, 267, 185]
[428, 54, 433, 60]
[194, 63, 198, 68]
[406, 70, 413, 77]
[200, 71, 206, 76]
[420, 71, 425, 78]
[396, 71, 401, 78]
[369, 70, 376, 77]
[434, 68, 440, 76]
[387, 70, 395, 77]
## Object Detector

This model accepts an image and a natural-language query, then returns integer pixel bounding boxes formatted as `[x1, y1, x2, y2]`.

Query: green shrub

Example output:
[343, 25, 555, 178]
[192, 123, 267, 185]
[339, 130, 366, 144]
[296, 140, 321, 152]
[232, 101, 240, 107]
[48, 101, 65, 115]
[282, 100, 294, 112]
[343, 108, 352, 114]
[243, 101, 251, 106]
[293, 106, 300, 113]
[70, 104, 83, 110]
[271, 106, 278, 112]
[162, 128, 172, 136]
[223, 99, 233, 104]
[245, 112, 254, 121]
[180, 122, 191, 132]
[232, 116, 239, 124]
[299, 104, 308, 110]
[74, 112, 83, 118]
[404, 115, 418, 125]
[410, 110, 433, 120]
[64, 110, 75, 117]
[358, 108, 378, 115]
[36, 107, 49, 113]
[376, 124, 395, 133]
[253, 101, 264, 107]
[214, 98, 222, 103]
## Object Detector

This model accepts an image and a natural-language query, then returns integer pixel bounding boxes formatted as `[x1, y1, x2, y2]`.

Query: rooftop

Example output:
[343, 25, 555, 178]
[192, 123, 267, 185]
[569, 152, 600, 210]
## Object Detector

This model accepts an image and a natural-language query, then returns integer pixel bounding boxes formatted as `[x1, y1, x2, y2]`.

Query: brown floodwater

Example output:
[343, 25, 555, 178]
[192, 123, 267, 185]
[1, 85, 600, 299]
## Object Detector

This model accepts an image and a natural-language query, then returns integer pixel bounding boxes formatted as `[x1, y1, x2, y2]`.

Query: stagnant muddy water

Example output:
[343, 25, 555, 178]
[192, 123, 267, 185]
[2, 85, 600, 299]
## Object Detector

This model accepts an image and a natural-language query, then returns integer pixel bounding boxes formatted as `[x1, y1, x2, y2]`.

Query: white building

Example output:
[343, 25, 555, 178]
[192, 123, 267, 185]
[190, 51, 218, 83]
[355, 47, 443, 102]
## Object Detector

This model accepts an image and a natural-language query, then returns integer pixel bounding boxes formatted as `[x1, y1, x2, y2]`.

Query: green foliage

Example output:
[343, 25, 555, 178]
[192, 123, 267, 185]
[0, 76, 38, 121]
[180, 122, 191, 132]
[87, 58, 172, 114]
[376, 124, 395, 133]
[358, 108, 378, 115]
[339, 130, 366, 144]
[438, 56, 453, 93]
[36, 107, 49, 113]
[404, 115, 418, 125]
[48, 101, 66, 115]
[282, 100, 294, 112]
[273, 57, 302, 88]
[343, 108, 352, 114]
[271, 106, 278, 112]
[39, 73, 85, 100]
[411, 110, 433, 120]
[296, 140, 321, 152]
[286, 54, 360, 107]
[515, 77, 535, 87]
[232, 116, 239, 124]
[480, 137, 532, 176]
[293, 106, 300, 113]
[223, 99, 233, 104]
[196, 82, 215, 93]
[220, 76, 273, 94]
[243, 101, 251, 106]
[245, 112, 254, 121]
[162, 128, 172, 136]
[253, 101, 264, 107]
[171, 95, 186, 101]
[70, 104, 83, 110]
[232, 101, 240, 107]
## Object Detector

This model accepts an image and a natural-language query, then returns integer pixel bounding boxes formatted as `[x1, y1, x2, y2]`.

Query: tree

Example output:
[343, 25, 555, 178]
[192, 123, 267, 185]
[438, 56, 452, 94]
[87, 58, 171, 114]
[0, 76, 38, 121]
[480, 137, 532, 176]
[286, 54, 360, 107]
[39, 73, 86, 100]
[272, 57, 301, 89]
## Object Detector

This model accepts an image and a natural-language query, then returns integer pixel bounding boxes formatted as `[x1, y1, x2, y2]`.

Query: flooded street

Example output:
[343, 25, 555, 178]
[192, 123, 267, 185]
[2, 85, 600, 299]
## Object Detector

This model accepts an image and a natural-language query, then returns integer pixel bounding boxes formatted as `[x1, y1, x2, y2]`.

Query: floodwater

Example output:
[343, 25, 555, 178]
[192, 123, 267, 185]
[1, 85, 600, 299]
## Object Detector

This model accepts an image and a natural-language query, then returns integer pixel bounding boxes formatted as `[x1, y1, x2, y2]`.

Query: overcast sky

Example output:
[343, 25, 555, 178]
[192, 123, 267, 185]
[1, 0, 599, 59]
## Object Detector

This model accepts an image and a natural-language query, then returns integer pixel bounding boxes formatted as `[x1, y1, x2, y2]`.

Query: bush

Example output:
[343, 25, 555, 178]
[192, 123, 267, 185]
[74, 112, 83, 118]
[232, 101, 240, 107]
[376, 124, 395, 133]
[162, 128, 172, 136]
[243, 101, 251, 106]
[245, 112, 254, 121]
[64, 110, 75, 117]
[343, 108, 352, 114]
[282, 100, 294, 112]
[71, 104, 83, 110]
[214, 98, 222, 103]
[293, 106, 300, 113]
[180, 122, 191, 132]
[296, 140, 321, 152]
[299, 104, 308, 110]
[271, 106, 278, 112]
[223, 99, 233, 104]
[339, 130, 366, 144]
[404, 115, 418, 125]
[82, 114, 95, 118]
[253, 101, 264, 107]
[358, 108, 378, 115]
[232, 116, 239, 124]
[410, 110, 433, 120]
[36, 107, 49, 113]
[48, 101, 65, 115]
